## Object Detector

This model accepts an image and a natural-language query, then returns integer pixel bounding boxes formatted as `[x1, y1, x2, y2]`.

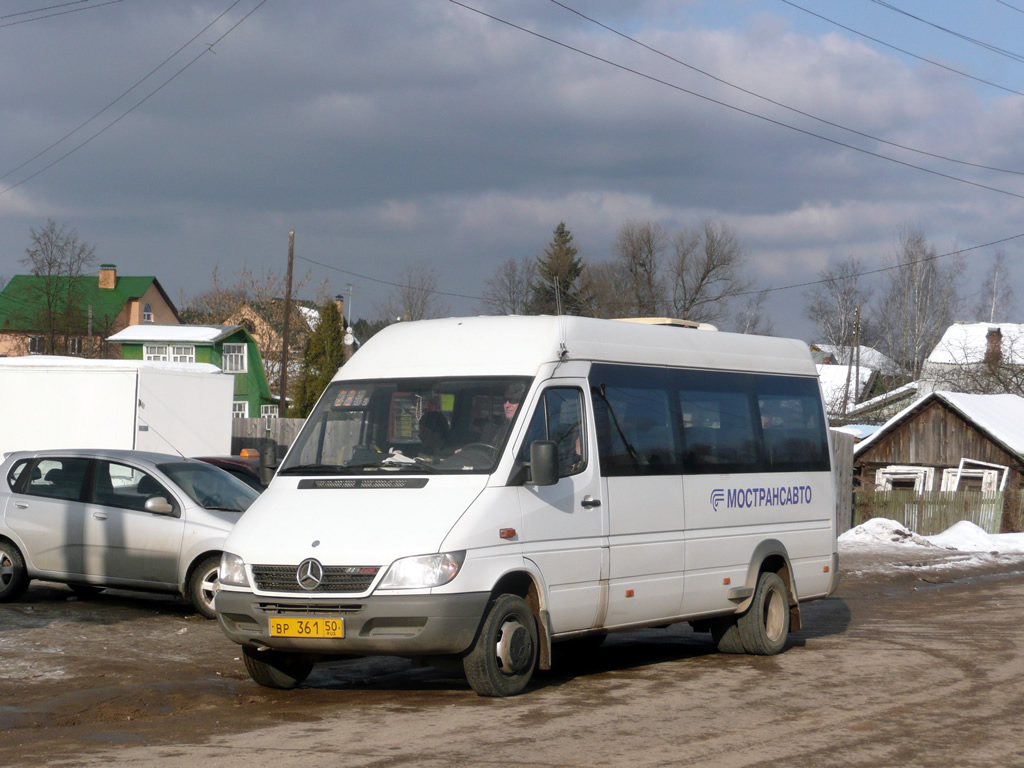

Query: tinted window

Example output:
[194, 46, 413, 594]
[590, 364, 829, 477]
[92, 460, 176, 514]
[21, 458, 90, 501]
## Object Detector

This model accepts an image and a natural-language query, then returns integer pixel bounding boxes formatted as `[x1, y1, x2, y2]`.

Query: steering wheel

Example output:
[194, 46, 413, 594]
[457, 443, 498, 462]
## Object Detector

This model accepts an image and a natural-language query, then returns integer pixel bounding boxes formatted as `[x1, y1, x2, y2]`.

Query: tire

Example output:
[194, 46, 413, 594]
[188, 555, 222, 620]
[463, 594, 538, 697]
[0, 541, 29, 602]
[242, 646, 314, 690]
[737, 571, 790, 656]
[710, 618, 745, 654]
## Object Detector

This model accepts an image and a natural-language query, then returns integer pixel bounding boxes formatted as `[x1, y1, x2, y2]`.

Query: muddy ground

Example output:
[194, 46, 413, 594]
[3, 545, 1024, 767]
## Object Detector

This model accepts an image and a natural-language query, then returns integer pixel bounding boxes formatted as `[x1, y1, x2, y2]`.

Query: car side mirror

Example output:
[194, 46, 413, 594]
[529, 440, 559, 486]
[145, 496, 175, 515]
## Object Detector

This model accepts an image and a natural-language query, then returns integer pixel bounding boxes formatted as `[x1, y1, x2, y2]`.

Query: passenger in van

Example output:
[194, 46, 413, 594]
[481, 382, 525, 446]
[417, 411, 452, 459]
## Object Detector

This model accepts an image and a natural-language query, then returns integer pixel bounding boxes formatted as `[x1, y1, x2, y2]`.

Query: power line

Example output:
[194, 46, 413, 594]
[450, 0, 1024, 202]
[1, 0, 248, 183]
[294, 254, 483, 302]
[549, 0, 1024, 177]
[869, 0, 1024, 63]
[780, 0, 1024, 98]
[0, 0, 123, 28]
[0, 0, 266, 197]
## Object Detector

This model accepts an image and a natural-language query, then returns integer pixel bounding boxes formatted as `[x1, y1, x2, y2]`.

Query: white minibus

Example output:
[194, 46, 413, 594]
[216, 315, 839, 696]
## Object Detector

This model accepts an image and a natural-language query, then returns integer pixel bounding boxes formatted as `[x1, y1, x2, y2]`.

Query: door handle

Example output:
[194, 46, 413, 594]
[15, 502, 28, 509]
[581, 496, 601, 508]
[93, 512, 108, 520]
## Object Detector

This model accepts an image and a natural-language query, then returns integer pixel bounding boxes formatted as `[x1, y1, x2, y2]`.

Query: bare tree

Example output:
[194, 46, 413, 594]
[580, 261, 623, 319]
[378, 262, 449, 322]
[803, 256, 873, 353]
[180, 264, 317, 400]
[873, 227, 965, 380]
[974, 250, 1016, 323]
[733, 290, 775, 335]
[669, 220, 752, 325]
[612, 220, 667, 317]
[479, 256, 536, 315]
[21, 219, 97, 355]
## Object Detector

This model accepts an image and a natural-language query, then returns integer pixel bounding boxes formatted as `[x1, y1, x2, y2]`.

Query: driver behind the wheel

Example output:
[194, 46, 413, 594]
[480, 382, 525, 446]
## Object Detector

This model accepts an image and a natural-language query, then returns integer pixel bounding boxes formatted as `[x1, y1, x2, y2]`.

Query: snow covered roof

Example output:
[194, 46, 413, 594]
[816, 363, 875, 414]
[832, 424, 881, 441]
[927, 322, 1024, 365]
[854, 390, 1024, 459]
[106, 324, 240, 344]
[0, 355, 222, 374]
[814, 343, 900, 374]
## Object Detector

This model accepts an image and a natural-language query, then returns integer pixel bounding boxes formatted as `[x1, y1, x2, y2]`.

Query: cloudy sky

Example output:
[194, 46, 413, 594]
[2, 0, 1022, 339]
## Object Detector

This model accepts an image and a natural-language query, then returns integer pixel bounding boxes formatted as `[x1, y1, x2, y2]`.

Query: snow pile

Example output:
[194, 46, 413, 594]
[840, 518, 1024, 554]
[840, 518, 1024, 575]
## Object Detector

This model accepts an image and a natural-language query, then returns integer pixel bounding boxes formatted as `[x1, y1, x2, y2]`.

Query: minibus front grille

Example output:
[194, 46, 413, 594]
[258, 602, 363, 616]
[251, 564, 381, 593]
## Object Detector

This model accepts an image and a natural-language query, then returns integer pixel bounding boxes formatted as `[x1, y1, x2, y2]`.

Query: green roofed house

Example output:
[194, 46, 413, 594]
[107, 324, 279, 420]
[0, 264, 179, 358]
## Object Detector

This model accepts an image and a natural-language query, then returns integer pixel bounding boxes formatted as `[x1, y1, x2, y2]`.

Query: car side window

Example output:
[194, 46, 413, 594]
[519, 387, 586, 478]
[92, 461, 174, 513]
[22, 458, 89, 502]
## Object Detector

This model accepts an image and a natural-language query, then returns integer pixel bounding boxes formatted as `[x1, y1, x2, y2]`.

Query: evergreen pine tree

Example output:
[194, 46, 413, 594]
[528, 222, 588, 315]
[291, 299, 346, 417]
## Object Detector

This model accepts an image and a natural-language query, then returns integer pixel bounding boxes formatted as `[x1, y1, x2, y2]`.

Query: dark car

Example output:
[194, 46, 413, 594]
[196, 453, 267, 492]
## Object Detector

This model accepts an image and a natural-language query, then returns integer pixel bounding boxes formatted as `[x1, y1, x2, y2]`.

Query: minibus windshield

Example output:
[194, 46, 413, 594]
[279, 376, 532, 475]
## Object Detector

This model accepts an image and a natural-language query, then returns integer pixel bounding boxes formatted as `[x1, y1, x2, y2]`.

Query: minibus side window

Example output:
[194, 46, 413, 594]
[591, 372, 678, 477]
[520, 388, 586, 478]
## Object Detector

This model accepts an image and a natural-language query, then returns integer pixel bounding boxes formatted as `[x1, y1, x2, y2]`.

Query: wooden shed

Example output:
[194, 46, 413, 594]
[854, 391, 1024, 530]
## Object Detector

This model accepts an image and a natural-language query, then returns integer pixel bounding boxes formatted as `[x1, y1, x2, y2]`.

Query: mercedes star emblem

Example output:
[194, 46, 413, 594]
[296, 558, 324, 591]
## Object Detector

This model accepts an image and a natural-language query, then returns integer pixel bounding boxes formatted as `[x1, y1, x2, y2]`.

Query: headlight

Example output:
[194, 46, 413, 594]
[378, 551, 466, 590]
[219, 552, 250, 588]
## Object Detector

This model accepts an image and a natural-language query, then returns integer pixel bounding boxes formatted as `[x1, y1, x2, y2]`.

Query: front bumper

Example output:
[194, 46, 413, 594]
[215, 589, 490, 656]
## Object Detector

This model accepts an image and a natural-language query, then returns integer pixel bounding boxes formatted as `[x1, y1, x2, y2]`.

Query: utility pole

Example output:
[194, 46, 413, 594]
[279, 230, 295, 417]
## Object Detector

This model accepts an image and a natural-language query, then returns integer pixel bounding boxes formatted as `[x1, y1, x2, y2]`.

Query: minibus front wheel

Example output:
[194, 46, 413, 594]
[463, 594, 538, 697]
[242, 646, 314, 690]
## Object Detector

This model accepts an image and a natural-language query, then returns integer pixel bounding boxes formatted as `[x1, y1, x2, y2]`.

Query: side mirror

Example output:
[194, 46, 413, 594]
[529, 440, 559, 487]
[145, 496, 175, 515]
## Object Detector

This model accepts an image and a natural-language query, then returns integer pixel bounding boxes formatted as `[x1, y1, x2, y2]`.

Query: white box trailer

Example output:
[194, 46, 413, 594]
[0, 356, 233, 457]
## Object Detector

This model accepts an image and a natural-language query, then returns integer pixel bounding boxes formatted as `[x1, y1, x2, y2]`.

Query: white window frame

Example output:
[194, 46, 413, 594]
[232, 401, 248, 419]
[144, 344, 168, 361]
[875, 465, 935, 493]
[143, 303, 153, 322]
[170, 345, 195, 363]
[261, 404, 279, 430]
[222, 343, 248, 373]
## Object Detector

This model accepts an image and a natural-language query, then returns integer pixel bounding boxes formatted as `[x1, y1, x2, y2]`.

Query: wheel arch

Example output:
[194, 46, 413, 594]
[738, 539, 802, 632]
[484, 567, 552, 671]
[182, 549, 223, 597]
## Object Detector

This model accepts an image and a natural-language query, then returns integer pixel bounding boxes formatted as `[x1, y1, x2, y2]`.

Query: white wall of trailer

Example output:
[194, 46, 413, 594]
[0, 357, 233, 457]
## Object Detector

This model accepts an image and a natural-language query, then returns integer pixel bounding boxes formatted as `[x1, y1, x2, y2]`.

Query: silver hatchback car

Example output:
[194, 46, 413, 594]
[0, 449, 260, 618]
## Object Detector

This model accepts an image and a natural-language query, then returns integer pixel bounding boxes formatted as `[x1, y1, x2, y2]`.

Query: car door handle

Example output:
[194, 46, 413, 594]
[581, 496, 601, 508]
[93, 512, 108, 520]
[15, 502, 28, 509]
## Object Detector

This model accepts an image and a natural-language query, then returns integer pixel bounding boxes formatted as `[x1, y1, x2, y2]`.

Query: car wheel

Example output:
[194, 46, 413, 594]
[0, 540, 30, 602]
[463, 594, 538, 697]
[242, 646, 314, 689]
[188, 555, 222, 620]
[737, 571, 790, 655]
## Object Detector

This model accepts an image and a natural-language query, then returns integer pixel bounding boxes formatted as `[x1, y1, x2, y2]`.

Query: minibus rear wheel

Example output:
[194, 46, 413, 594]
[736, 571, 790, 655]
[242, 646, 314, 689]
[463, 594, 538, 697]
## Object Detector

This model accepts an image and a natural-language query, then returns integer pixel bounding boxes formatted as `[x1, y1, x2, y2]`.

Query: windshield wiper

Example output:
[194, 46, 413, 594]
[278, 463, 347, 476]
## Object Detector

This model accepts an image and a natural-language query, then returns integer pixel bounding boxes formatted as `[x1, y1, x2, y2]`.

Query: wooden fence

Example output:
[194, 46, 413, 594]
[230, 418, 304, 461]
[851, 489, 1020, 535]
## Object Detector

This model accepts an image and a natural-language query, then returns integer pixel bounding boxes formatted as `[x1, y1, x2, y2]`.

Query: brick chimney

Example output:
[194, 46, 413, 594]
[334, 295, 345, 325]
[98, 264, 117, 290]
[985, 326, 1002, 366]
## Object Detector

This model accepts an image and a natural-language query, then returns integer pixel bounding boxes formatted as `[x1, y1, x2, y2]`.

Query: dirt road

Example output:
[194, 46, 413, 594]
[3, 546, 1024, 767]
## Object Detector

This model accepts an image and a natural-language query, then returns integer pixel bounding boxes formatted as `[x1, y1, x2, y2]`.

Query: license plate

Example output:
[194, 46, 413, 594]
[269, 617, 345, 638]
